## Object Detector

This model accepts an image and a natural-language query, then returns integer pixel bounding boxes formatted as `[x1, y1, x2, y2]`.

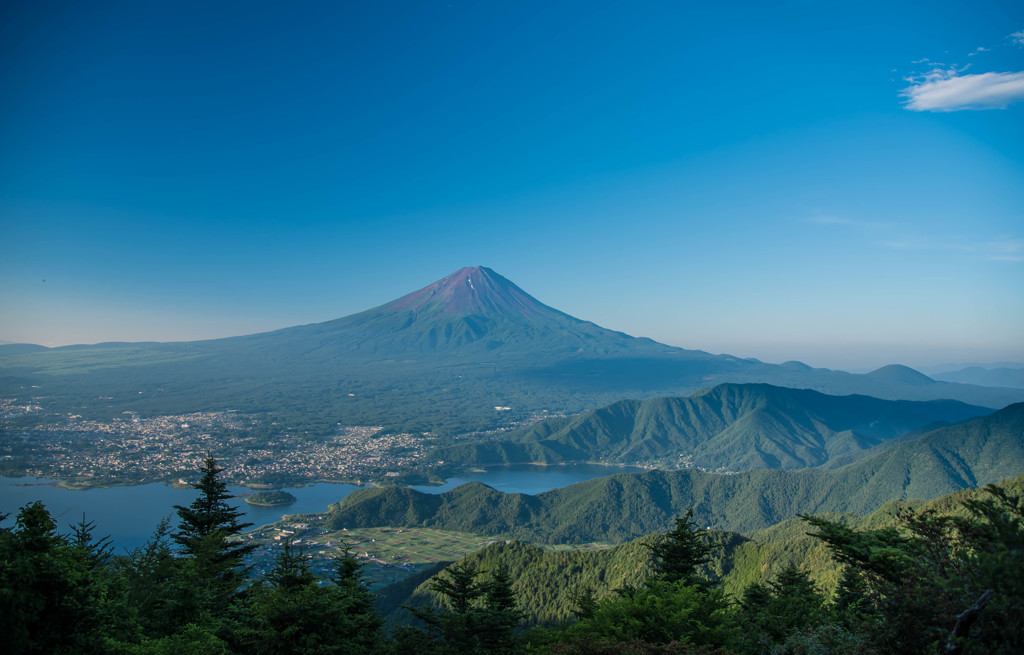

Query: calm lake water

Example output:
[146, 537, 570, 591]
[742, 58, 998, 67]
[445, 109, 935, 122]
[0, 464, 641, 551]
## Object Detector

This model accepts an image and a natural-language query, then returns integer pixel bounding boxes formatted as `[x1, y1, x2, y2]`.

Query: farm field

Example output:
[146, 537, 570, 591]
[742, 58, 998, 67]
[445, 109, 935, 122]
[247, 521, 494, 588]
[246, 519, 615, 588]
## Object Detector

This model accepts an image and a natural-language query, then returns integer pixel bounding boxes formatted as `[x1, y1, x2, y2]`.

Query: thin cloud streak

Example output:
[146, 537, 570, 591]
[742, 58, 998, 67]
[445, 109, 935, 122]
[803, 218, 1022, 262]
[986, 238, 1024, 262]
[881, 239, 972, 252]
[881, 236, 1024, 262]
[805, 216, 888, 229]
[902, 68, 1024, 111]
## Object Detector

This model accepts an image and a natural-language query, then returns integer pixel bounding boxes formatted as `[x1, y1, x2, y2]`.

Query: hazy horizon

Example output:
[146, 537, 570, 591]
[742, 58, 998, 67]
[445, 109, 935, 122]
[2, 1, 1022, 373]
[1, 262, 1021, 374]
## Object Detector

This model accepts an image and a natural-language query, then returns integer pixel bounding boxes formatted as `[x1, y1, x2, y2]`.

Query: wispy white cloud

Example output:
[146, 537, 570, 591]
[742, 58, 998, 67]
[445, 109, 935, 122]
[902, 30, 1024, 110]
[985, 237, 1024, 261]
[806, 215, 1022, 263]
[881, 238, 969, 252]
[901, 67, 1024, 111]
[881, 236, 1024, 262]
[805, 216, 887, 229]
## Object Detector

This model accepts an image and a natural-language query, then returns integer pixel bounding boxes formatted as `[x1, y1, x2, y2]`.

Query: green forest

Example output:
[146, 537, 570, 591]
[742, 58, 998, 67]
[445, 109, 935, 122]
[244, 490, 297, 507]
[3, 457, 1022, 654]
[322, 401, 1024, 543]
[431, 383, 992, 471]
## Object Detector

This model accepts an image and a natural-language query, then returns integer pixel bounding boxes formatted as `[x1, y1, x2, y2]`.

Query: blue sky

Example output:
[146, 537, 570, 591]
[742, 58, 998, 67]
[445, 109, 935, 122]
[1, 0, 1022, 371]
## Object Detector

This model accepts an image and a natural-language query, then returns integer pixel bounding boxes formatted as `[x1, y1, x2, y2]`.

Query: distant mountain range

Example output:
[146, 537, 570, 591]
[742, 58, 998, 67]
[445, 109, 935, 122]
[325, 401, 1024, 540]
[2, 266, 1022, 433]
[931, 366, 1024, 389]
[433, 383, 992, 471]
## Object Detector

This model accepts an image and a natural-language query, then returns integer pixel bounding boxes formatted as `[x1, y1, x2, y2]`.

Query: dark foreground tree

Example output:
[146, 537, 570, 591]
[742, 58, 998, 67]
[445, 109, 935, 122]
[736, 565, 828, 653]
[173, 456, 256, 575]
[532, 511, 735, 653]
[404, 558, 523, 654]
[0, 503, 125, 654]
[332, 540, 385, 647]
[542, 578, 737, 653]
[170, 456, 257, 634]
[647, 509, 713, 587]
[236, 539, 384, 654]
[113, 517, 184, 640]
[803, 483, 1024, 655]
[478, 565, 524, 654]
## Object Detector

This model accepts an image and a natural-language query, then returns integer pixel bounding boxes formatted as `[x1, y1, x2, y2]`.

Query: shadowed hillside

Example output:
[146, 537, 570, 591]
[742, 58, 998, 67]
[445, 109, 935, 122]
[326, 402, 1024, 540]
[433, 383, 992, 470]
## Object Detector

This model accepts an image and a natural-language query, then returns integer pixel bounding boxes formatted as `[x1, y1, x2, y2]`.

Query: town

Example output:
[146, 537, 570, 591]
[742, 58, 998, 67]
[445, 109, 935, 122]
[0, 397, 440, 487]
[0, 397, 562, 488]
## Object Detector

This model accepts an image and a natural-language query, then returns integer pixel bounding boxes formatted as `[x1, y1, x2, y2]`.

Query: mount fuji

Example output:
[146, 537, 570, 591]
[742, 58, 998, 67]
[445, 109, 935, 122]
[1, 267, 1021, 433]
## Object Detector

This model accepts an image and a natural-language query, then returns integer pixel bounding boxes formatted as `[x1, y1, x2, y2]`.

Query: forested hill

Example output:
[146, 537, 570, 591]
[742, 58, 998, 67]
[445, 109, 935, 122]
[326, 402, 1024, 540]
[376, 537, 665, 626]
[431, 383, 992, 470]
[376, 472, 1024, 629]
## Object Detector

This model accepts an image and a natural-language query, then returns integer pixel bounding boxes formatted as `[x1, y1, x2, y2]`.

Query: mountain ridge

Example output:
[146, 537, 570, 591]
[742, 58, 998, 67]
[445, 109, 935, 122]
[432, 383, 993, 471]
[325, 402, 1024, 540]
[2, 267, 1022, 433]
[933, 365, 1024, 389]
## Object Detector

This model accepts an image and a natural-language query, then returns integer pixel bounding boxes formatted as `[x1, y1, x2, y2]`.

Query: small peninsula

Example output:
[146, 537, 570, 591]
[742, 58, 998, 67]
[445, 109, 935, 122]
[244, 490, 297, 507]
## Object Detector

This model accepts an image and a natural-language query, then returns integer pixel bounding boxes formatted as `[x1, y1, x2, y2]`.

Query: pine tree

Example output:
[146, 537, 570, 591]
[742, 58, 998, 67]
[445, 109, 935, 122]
[406, 558, 524, 654]
[266, 538, 317, 589]
[333, 540, 380, 623]
[737, 564, 827, 650]
[646, 508, 712, 587]
[171, 455, 256, 634]
[172, 456, 256, 578]
[114, 517, 182, 639]
[429, 558, 483, 615]
[69, 514, 113, 567]
[478, 566, 524, 654]
[0, 502, 122, 654]
[333, 540, 367, 589]
[802, 484, 1024, 655]
[408, 559, 484, 653]
[239, 539, 384, 654]
[568, 584, 598, 620]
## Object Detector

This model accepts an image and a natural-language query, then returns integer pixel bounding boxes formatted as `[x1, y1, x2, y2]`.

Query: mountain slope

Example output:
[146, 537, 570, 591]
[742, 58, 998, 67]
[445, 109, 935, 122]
[376, 472, 1024, 627]
[433, 383, 992, 470]
[256, 266, 675, 357]
[326, 402, 1024, 540]
[2, 266, 1021, 434]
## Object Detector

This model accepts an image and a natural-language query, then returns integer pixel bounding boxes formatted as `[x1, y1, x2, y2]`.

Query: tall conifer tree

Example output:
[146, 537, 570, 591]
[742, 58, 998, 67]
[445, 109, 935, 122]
[172, 456, 256, 589]
[647, 508, 712, 587]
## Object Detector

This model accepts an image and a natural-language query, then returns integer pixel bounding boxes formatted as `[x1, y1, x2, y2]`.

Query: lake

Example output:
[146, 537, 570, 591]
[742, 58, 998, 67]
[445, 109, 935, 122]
[0, 463, 642, 551]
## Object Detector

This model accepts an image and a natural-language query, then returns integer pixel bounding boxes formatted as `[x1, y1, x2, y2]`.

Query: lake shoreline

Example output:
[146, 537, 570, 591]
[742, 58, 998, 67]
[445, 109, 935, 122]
[1, 464, 645, 551]
[2, 460, 649, 492]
